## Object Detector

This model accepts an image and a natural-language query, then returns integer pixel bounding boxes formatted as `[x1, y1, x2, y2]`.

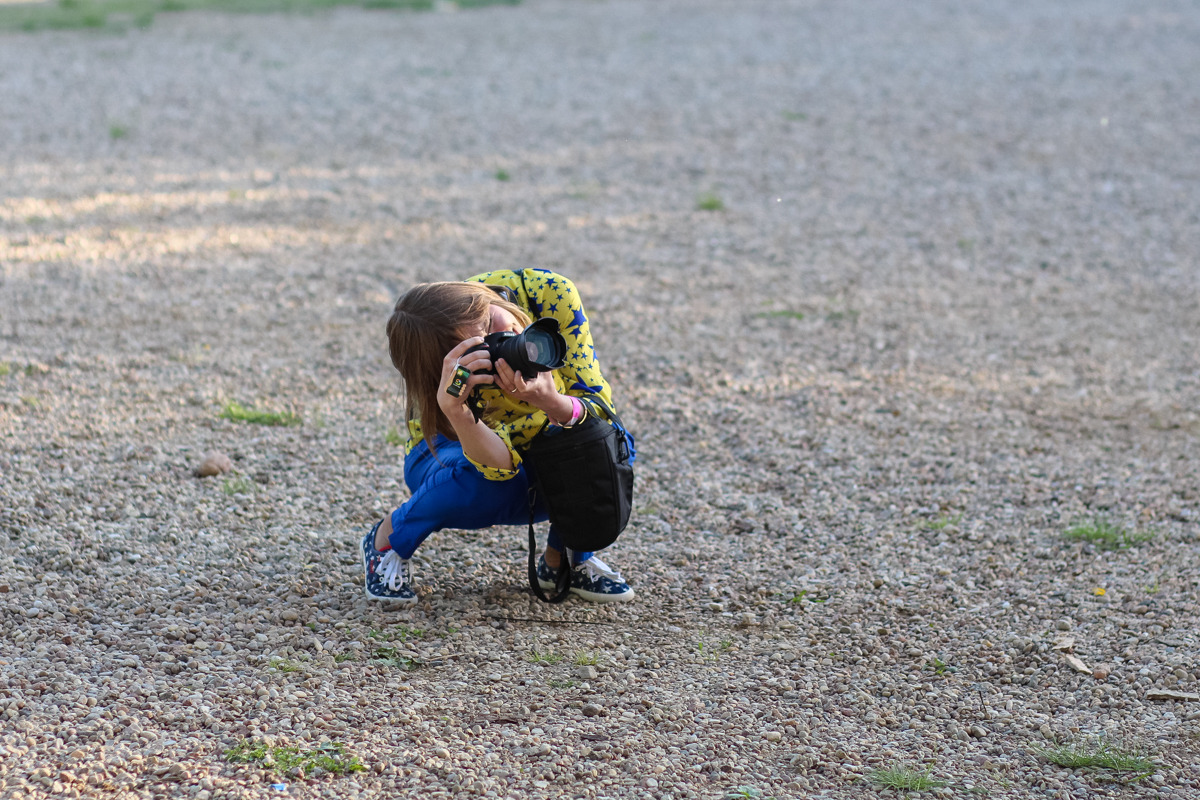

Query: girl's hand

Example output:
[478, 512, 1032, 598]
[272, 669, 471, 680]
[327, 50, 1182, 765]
[493, 359, 556, 404]
[437, 337, 493, 421]
[495, 359, 579, 425]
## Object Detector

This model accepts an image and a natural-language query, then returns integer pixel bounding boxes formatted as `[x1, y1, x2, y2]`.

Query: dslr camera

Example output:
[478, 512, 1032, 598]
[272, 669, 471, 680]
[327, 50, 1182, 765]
[471, 317, 567, 379]
[446, 317, 568, 399]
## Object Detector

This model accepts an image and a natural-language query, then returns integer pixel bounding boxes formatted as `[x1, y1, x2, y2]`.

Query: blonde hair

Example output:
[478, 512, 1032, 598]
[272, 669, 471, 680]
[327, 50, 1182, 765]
[386, 282, 531, 453]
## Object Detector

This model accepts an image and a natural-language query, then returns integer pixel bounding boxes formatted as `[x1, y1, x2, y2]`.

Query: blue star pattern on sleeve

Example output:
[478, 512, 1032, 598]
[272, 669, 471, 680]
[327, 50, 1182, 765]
[567, 307, 588, 336]
[571, 380, 604, 395]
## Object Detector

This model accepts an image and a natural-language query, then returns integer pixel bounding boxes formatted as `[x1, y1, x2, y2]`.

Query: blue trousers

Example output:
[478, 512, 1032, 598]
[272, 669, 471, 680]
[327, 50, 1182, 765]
[388, 435, 591, 564]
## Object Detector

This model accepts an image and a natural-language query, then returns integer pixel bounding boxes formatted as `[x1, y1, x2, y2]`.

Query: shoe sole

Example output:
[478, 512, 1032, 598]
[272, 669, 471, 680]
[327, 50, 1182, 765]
[537, 578, 635, 603]
[362, 547, 418, 604]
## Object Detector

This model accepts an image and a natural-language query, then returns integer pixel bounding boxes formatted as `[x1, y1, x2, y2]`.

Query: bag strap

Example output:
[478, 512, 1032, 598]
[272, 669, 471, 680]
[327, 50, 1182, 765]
[579, 394, 624, 429]
[527, 487, 572, 603]
[513, 269, 619, 603]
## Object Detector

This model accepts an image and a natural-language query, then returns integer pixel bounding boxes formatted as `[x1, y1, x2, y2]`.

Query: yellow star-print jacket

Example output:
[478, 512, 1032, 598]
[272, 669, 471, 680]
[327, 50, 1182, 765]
[405, 269, 616, 481]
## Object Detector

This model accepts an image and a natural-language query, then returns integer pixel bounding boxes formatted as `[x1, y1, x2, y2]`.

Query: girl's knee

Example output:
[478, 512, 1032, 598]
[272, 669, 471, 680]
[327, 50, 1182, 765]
[451, 466, 529, 521]
[401, 463, 528, 533]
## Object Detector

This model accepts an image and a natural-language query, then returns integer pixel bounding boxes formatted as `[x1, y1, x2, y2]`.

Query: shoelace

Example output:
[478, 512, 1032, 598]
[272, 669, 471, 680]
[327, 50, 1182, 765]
[581, 556, 623, 583]
[378, 550, 410, 591]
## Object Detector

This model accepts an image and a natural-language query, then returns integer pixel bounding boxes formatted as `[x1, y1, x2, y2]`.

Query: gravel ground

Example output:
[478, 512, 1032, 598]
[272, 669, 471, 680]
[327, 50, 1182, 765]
[2, 1, 1200, 798]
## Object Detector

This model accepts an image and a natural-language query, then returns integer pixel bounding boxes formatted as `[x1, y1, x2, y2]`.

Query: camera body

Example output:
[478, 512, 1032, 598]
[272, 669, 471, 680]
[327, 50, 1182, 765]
[469, 317, 567, 380]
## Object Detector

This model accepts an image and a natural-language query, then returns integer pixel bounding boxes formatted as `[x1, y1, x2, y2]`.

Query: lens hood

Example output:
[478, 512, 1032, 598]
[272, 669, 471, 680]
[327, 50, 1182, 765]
[490, 317, 567, 379]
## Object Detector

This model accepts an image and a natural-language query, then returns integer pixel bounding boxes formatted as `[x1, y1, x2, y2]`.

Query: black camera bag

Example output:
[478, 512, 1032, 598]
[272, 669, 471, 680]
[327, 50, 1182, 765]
[523, 397, 634, 603]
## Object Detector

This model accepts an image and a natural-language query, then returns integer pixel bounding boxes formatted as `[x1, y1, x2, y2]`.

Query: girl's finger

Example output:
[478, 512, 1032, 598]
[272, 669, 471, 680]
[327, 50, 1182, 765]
[460, 351, 492, 373]
[494, 359, 514, 386]
[445, 336, 485, 363]
[468, 372, 495, 390]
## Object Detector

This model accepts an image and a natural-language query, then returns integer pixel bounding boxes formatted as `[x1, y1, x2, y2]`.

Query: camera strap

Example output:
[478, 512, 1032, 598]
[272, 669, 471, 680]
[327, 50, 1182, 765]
[528, 489, 573, 603]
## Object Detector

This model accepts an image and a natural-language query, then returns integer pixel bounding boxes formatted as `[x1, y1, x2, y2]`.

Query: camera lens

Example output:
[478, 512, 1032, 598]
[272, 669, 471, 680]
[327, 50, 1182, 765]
[494, 318, 566, 379]
[522, 327, 557, 364]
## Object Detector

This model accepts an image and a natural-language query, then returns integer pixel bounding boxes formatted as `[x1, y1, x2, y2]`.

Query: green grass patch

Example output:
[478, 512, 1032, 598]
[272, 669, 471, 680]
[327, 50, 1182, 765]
[573, 651, 600, 667]
[494, 168, 511, 181]
[221, 475, 256, 495]
[865, 765, 946, 791]
[1034, 736, 1157, 778]
[782, 111, 807, 121]
[527, 648, 562, 665]
[697, 638, 733, 661]
[333, 652, 356, 663]
[722, 787, 778, 800]
[919, 512, 962, 531]
[754, 310, 804, 321]
[385, 426, 404, 446]
[785, 589, 827, 605]
[0, 362, 10, 377]
[109, 123, 129, 140]
[369, 646, 420, 670]
[1063, 518, 1153, 550]
[219, 401, 300, 427]
[925, 655, 956, 675]
[368, 625, 424, 642]
[268, 656, 303, 673]
[361, 0, 432, 8]
[0, 0, 520, 33]
[825, 308, 860, 324]
[224, 739, 365, 778]
[696, 192, 725, 211]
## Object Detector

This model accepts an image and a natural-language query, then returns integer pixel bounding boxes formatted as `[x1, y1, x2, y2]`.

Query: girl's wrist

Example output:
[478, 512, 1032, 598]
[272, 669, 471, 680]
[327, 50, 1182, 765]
[440, 399, 476, 428]
[565, 396, 584, 427]
[550, 395, 584, 427]
[536, 392, 570, 426]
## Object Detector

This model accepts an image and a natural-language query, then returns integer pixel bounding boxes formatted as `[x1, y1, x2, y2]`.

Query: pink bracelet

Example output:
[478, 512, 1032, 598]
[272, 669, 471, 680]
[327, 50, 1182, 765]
[558, 396, 583, 428]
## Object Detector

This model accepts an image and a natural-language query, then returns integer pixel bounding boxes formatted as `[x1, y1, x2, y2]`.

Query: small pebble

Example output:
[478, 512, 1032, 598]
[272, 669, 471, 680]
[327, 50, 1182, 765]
[195, 452, 233, 477]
